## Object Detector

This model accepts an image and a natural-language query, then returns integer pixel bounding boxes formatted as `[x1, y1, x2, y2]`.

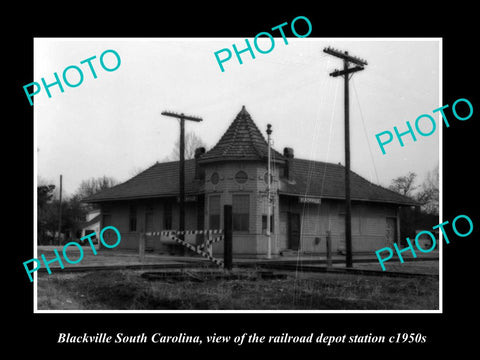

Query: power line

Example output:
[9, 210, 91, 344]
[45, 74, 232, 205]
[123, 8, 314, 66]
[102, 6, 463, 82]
[297, 60, 332, 269]
[320, 79, 340, 197]
[302, 58, 333, 200]
[352, 78, 380, 185]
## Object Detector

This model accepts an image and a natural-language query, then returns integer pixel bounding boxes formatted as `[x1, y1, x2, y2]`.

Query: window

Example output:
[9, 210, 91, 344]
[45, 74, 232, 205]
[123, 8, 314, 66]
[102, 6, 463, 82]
[209, 195, 221, 230]
[234, 170, 248, 184]
[263, 171, 273, 185]
[129, 205, 137, 232]
[164, 202, 172, 230]
[145, 205, 154, 233]
[210, 172, 219, 185]
[85, 229, 98, 243]
[233, 194, 249, 232]
[262, 214, 274, 234]
[338, 213, 361, 235]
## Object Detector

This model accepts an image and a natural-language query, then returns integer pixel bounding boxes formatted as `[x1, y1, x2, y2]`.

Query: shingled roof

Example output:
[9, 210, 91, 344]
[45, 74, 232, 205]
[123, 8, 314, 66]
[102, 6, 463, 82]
[84, 157, 416, 206]
[84, 106, 417, 206]
[198, 106, 285, 164]
[83, 160, 201, 203]
[280, 158, 417, 205]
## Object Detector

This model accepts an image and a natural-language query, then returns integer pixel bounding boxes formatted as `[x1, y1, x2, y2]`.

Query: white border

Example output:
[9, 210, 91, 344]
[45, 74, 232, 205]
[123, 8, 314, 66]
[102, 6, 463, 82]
[33, 37, 443, 314]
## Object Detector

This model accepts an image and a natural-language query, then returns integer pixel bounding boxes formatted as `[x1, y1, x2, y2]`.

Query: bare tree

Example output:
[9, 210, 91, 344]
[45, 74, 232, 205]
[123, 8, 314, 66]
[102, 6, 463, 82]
[389, 172, 417, 197]
[166, 131, 207, 161]
[416, 165, 439, 215]
[76, 176, 118, 200]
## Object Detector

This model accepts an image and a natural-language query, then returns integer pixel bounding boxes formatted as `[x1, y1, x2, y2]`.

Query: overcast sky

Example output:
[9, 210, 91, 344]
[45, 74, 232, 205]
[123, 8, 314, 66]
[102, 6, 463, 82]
[34, 38, 440, 197]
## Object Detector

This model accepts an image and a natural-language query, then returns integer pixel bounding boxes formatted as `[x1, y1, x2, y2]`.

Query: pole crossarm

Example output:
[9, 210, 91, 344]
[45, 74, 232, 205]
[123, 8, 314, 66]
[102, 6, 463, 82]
[323, 47, 368, 66]
[329, 65, 364, 77]
[161, 111, 203, 122]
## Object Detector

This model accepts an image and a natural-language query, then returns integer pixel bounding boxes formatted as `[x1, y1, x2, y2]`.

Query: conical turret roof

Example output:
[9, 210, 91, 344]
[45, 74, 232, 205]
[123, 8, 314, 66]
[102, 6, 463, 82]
[199, 106, 284, 164]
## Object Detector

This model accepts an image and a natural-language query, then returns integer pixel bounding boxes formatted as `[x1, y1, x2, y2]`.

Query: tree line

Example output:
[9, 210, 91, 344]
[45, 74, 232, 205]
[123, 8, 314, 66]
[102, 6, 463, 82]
[388, 165, 439, 216]
[37, 176, 118, 245]
[37, 132, 207, 245]
[388, 165, 439, 243]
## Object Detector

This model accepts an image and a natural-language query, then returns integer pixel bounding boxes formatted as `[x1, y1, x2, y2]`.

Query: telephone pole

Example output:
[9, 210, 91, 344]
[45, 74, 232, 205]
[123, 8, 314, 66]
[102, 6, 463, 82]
[161, 111, 202, 246]
[323, 47, 368, 268]
[57, 174, 62, 245]
[266, 124, 272, 259]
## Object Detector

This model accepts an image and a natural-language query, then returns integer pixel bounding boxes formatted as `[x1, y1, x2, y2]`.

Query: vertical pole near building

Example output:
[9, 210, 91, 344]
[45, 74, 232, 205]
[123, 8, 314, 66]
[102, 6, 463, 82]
[343, 57, 353, 268]
[179, 116, 185, 245]
[326, 230, 332, 268]
[161, 111, 203, 251]
[224, 205, 233, 271]
[323, 47, 368, 268]
[396, 206, 401, 246]
[57, 174, 62, 245]
[139, 232, 145, 262]
[266, 124, 272, 259]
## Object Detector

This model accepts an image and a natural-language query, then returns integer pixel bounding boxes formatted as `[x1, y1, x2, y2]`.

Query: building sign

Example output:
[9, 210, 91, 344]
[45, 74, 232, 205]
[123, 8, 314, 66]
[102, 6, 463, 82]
[299, 197, 321, 205]
[177, 195, 197, 203]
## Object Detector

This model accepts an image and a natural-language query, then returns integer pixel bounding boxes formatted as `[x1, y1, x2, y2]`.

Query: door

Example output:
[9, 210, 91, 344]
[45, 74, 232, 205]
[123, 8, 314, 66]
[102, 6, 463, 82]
[287, 212, 300, 250]
[145, 211, 154, 250]
[385, 217, 397, 246]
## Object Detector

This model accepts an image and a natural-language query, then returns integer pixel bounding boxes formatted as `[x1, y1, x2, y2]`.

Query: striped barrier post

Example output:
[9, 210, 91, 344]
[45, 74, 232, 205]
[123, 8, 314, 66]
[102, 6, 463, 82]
[145, 229, 225, 268]
[207, 232, 213, 258]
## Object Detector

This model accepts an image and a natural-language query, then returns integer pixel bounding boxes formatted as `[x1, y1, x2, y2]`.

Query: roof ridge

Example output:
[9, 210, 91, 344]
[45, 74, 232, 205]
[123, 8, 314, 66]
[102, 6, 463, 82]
[221, 113, 240, 156]
[200, 106, 283, 163]
[246, 112, 268, 159]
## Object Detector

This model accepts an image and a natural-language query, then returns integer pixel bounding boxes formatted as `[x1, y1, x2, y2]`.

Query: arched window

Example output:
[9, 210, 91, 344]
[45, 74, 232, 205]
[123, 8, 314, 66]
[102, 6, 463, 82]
[235, 170, 248, 184]
[210, 172, 219, 185]
[263, 171, 273, 185]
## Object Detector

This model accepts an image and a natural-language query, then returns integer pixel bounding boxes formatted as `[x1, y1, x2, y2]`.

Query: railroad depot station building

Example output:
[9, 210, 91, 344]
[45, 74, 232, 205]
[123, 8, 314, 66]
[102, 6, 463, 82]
[84, 106, 417, 257]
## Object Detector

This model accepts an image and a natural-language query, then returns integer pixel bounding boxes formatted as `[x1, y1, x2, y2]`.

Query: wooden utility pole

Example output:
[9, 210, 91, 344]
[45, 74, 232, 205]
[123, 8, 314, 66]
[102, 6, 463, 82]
[323, 47, 367, 268]
[266, 124, 272, 259]
[223, 205, 233, 270]
[57, 174, 62, 245]
[161, 111, 202, 246]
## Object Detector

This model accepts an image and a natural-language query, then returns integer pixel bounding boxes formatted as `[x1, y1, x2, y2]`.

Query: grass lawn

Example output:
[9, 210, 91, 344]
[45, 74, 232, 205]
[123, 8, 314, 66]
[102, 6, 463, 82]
[36, 267, 439, 311]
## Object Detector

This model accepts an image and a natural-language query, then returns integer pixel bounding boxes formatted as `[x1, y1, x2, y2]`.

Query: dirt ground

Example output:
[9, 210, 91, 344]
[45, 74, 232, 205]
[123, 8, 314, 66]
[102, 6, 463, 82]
[33, 246, 439, 311]
[36, 261, 439, 311]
